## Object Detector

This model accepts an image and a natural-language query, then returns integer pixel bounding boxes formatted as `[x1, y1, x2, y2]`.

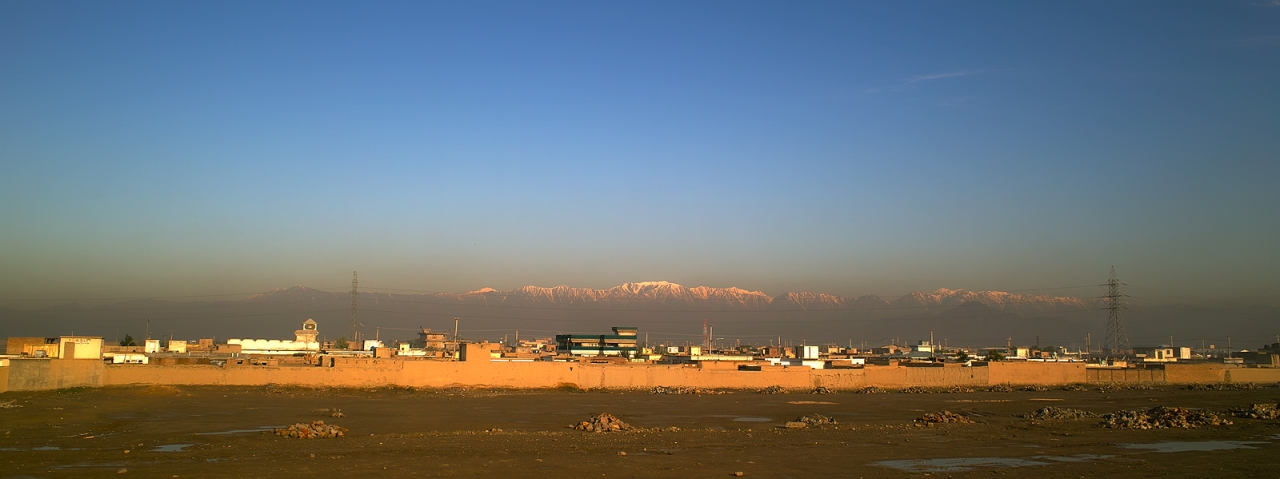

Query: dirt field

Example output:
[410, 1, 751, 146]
[1, 384, 1278, 478]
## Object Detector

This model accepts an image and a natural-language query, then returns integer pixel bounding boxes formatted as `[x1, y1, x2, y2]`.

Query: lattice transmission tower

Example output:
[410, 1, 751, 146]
[1103, 266, 1130, 357]
[350, 271, 362, 346]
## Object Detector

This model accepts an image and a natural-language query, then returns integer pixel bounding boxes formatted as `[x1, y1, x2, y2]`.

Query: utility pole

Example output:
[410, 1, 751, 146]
[1227, 336, 1232, 359]
[929, 329, 935, 360]
[146, 319, 151, 340]
[1086, 332, 1092, 359]
[453, 317, 460, 344]
[1103, 266, 1131, 358]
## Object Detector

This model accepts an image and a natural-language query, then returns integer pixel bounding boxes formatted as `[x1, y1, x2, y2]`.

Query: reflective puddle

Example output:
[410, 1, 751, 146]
[151, 444, 193, 452]
[1123, 441, 1266, 453]
[874, 455, 1111, 472]
[732, 417, 773, 422]
[196, 426, 280, 435]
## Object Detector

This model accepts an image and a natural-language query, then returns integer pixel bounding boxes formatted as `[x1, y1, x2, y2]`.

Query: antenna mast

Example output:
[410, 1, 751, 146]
[1103, 266, 1130, 358]
[350, 271, 362, 347]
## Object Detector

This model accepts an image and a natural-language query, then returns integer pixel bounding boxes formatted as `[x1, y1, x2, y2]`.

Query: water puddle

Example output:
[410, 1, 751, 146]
[1123, 441, 1266, 453]
[787, 401, 837, 405]
[732, 417, 773, 422]
[874, 455, 1110, 472]
[196, 426, 280, 435]
[151, 443, 193, 452]
[874, 457, 1050, 472]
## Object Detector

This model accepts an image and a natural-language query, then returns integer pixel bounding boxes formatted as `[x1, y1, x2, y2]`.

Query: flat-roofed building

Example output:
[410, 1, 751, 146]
[555, 327, 639, 359]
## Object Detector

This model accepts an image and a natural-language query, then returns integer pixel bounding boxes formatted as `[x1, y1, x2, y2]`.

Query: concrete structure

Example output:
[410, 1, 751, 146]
[169, 341, 188, 354]
[57, 336, 104, 359]
[555, 327, 639, 358]
[144, 339, 160, 354]
[227, 319, 321, 355]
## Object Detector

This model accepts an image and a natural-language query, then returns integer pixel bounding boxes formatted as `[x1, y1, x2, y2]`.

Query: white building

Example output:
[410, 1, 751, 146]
[57, 336, 104, 359]
[227, 319, 321, 355]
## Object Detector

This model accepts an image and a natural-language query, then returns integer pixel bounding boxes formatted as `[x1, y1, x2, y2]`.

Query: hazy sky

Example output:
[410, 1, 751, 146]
[1, 1, 1277, 304]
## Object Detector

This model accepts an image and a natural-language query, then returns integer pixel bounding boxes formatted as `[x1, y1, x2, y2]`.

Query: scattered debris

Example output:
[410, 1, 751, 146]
[898, 386, 931, 394]
[856, 386, 885, 394]
[986, 385, 1014, 393]
[1021, 407, 1099, 421]
[944, 386, 975, 393]
[733, 472, 745, 477]
[783, 421, 807, 429]
[1096, 383, 1155, 392]
[916, 411, 972, 424]
[649, 386, 728, 395]
[757, 386, 787, 394]
[328, 408, 345, 418]
[273, 421, 347, 439]
[809, 387, 835, 395]
[1019, 385, 1049, 392]
[571, 413, 631, 433]
[1184, 383, 1262, 391]
[1229, 404, 1280, 420]
[0, 400, 22, 409]
[1060, 383, 1090, 392]
[795, 413, 837, 426]
[1100, 407, 1232, 429]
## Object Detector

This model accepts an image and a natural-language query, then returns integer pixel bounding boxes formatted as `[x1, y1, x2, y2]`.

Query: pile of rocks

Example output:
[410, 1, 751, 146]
[570, 413, 631, 433]
[1184, 383, 1262, 391]
[898, 386, 931, 394]
[1020, 385, 1049, 392]
[273, 421, 347, 439]
[1020, 407, 1099, 421]
[855, 387, 885, 394]
[944, 386, 975, 394]
[1100, 406, 1232, 429]
[987, 385, 1014, 393]
[649, 386, 726, 395]
[915, 411, 972, 424]
[1060, 383, 1090, 392]
[1096, 383, 1155, 392]
[1229, 403, 1280, 420]
[757, 386, 787, 394]
[795, 413, 837, 426]
[809, 387, 835, 395]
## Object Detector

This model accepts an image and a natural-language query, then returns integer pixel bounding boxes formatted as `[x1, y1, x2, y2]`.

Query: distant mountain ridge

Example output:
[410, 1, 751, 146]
[251, 280, 1097, 314]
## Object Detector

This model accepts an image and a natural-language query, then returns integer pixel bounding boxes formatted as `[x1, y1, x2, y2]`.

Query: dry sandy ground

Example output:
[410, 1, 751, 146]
[1, 384, 1278, 478]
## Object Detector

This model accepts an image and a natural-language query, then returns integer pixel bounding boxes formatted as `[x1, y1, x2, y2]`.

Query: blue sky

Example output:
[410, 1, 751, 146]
[1, 1, 1277, 303]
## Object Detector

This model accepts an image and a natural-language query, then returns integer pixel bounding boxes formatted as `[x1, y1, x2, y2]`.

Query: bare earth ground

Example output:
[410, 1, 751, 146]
[1, 385, 1278, 478]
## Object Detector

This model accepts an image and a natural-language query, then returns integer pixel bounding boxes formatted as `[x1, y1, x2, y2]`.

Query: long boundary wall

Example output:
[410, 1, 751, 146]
[4, 359, 1278, 392]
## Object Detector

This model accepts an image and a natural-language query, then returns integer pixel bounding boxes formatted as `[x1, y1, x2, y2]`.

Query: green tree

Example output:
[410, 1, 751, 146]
[985, 350, 1005, 361]
[956, 350, 969, 362]
[119, 335, 137, 347]
[334, 337, 349, 350]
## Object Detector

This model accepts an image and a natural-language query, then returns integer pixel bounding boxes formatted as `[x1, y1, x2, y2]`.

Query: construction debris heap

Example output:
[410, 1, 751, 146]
[571, 413, 630, 433]
[274, 421, 348, 439]
[1100, 406, 1232, 429]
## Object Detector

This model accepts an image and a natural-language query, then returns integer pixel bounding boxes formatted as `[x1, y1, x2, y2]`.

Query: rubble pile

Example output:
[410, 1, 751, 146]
[570, 413, 631, 433]
[795, 413, 837, 426]
[916, 411, 972, 424]
[1229, 403, 1280, 420]
[1021, 407, 1099, 421]
[757, 386, 787, 394]
[1060, 384, 1090, 392]
[0, 400, 21, 409]
[1100, 406, 1232, 429]
[1096, 383, 1154, 392]
[856, 387, 885, 394]
[809, 387, 835, 395]
[1020, 385, 1049, 392]
[898, 386, 931, 394]
[945, 386, 975, 394]
[273, 421, 347, 439]
[986, 385, 1014, 393]
[1184, 383, 1261, 391]
[649, 386, 727, 395]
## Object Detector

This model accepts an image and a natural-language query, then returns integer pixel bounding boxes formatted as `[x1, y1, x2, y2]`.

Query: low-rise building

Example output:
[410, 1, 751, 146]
[555, 327, 639, 359]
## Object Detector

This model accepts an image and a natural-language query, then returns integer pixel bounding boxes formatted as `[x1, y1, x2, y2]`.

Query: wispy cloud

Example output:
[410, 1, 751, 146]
[903, 71, 983, 85]
[865, 69, 993, 94]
